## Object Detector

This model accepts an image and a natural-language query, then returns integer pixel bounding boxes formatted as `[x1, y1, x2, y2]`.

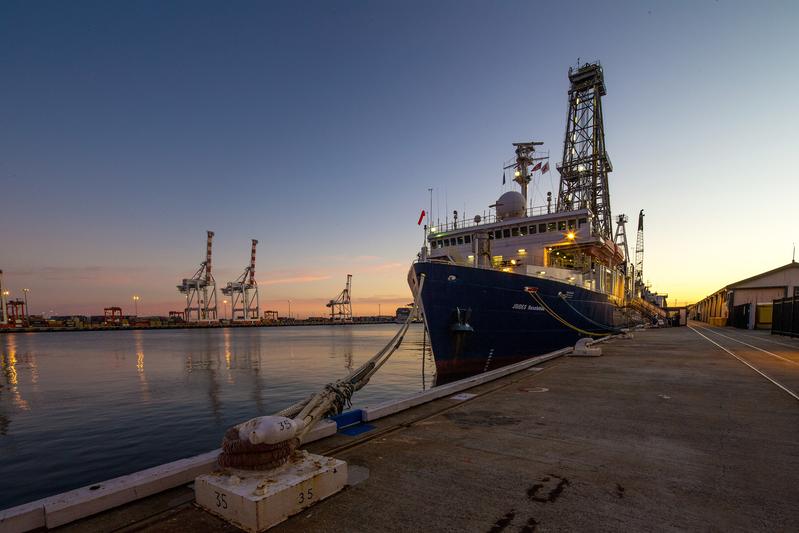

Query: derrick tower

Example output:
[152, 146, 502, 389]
[556, 61, 613, 239]
[222, 239, 260, 321]
[177, 231, 218, 322]
[326, 274, 353, 322]
[634, 210, 645, 295]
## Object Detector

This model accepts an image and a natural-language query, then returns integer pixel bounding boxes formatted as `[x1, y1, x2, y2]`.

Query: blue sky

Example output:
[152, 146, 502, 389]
[1, 1, 797, 315]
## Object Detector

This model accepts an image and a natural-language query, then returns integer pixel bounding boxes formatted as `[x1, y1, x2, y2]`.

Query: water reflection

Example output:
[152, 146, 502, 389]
[0, 324, 432, 510]
[1, 336, 29, 411]
[134, 331, 150, 403]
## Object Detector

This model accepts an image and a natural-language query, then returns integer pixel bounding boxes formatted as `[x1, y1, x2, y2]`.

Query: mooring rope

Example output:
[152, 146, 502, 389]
[556, 292, 623, 334]
[526, 288, 606, 337]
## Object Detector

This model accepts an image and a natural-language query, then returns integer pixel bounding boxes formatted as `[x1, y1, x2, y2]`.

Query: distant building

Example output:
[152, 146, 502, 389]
[693, 261, 799, 329]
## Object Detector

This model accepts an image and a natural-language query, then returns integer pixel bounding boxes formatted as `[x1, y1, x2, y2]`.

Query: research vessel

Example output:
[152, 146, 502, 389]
[410, 62, 637, 381]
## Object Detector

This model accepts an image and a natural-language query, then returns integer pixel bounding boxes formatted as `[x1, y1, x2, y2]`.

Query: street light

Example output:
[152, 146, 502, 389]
[223, 299, 229, 320]
[22, 288, 30, 321]
[132, 295, 140, 316]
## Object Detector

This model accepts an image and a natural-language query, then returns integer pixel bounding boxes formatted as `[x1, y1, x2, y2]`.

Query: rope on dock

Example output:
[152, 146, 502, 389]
[217, 273, 427, 470]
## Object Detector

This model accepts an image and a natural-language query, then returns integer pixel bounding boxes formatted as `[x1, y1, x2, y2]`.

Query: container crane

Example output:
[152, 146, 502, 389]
[177, 231, 218, 322]
[326, 274, 353, 322]
[222, 239, 260, 321]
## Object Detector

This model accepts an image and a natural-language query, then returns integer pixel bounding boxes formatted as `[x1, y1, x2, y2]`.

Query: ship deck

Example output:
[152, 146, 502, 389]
[56, 323, 799, 532]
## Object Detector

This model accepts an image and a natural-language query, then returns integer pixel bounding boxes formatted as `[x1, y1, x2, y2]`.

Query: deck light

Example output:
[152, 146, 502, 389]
[510, 259, 516, 265]
[518, 248, 526, 253]
[566, 232, 575, 240]
[514, 170, 521, 177]
[538, 271, 546, 275]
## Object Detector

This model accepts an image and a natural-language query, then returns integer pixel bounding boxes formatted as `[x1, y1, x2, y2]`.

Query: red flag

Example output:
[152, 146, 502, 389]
[531, 162, 542, 172]
[417, 209, 426, 225]
[541, 161, 550, 174]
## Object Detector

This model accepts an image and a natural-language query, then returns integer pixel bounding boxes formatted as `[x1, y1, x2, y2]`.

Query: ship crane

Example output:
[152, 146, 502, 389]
[177, 231, 218, 322]
[634, 210, 645, 297]
[326, 274, 353, 322]
[222, 239, 260, 321]
[613, 214, 632, 297]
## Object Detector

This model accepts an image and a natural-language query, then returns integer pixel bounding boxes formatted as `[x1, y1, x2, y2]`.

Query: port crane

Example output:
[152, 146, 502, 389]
[326, 274, 353, 322]
[177, 231, 218, 322]
[222, 239, 260, 321]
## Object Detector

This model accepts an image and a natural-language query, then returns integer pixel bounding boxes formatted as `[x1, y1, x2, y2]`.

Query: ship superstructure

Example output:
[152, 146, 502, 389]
[425, 63, 627, 304]
[411, 62, 635, 381]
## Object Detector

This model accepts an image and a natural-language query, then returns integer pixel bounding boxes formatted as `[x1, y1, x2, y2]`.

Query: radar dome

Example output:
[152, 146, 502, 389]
[496, 191, 526, 220]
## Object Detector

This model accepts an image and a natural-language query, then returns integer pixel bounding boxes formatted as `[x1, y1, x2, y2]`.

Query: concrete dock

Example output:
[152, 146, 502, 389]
[56, 324, 799, 532]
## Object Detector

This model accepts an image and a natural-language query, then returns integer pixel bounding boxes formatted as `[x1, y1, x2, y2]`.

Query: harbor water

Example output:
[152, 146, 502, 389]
[0, 324, 433, 510]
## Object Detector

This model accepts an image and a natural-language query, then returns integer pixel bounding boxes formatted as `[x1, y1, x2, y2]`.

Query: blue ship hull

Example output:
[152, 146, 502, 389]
[411, 262, 621, 382]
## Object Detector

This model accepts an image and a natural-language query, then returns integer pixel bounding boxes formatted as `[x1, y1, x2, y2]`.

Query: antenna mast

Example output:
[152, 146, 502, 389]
[511, 141, 544, 205]
[556, 61, 613, 239]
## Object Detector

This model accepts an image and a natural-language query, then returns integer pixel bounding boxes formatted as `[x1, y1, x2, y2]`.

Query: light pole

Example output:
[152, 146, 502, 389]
[132, 295, 140, 316]
[22, 288, 30, 320]
[2, 290, 8, 325]
[223, 299, 229, 320]
[287, 299, 291, 320]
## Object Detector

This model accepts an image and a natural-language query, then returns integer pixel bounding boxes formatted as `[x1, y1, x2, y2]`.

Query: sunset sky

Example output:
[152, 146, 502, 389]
[1, 1, 796, 317]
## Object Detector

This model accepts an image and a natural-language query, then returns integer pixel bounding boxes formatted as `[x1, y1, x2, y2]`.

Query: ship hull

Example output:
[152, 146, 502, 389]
[411, 262, 620, 382]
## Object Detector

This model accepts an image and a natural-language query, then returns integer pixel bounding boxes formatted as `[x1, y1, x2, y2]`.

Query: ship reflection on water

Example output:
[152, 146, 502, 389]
[0, 324, 434, 510]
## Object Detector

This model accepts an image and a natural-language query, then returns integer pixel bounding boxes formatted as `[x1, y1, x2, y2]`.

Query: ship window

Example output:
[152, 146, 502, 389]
[503, 228, 511, 238]
[539, 223, 546, 233]
[464, 235, 471, 244]
[557, 220, 567, 231]
[457, 236, 464, 245]
[437, 240, 443, 248]
[511, 227, 519, 237]
[431, 241, 437, 249]
[443, 239, 449, 246]
[519, 226, 527, 236]
[568, 219, 576, 230]
[488, 233, 494, 240]
[495, 230, 502, 239]
[529, 225, 537, 234]
[547, 222, 556, 232]
[578, 218, 587, 227]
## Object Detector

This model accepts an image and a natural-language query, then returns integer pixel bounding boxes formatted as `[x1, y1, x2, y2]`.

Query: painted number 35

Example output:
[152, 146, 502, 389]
[297, 487, 314, 504]
[214, 491, 228, 509]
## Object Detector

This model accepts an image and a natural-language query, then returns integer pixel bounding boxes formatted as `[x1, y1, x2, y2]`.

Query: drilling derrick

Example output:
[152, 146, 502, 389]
[634, 210, 645, 296]
[326, 274, 353, 322]
[557, 61, 613, 240]
[177, 231, 218, 322]
[222, 239, 260, 321]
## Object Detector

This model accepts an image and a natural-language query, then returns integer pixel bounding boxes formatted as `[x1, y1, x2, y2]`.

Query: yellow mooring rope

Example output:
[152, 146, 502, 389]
[525, 288, 606, 337]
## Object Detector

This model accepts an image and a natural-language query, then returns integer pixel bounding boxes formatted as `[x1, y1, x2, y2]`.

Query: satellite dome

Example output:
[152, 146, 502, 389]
[496, 191, 526, 220]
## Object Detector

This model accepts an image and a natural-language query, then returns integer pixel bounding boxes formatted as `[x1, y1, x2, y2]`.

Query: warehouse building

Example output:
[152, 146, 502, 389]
[693, 261, 799, 329]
